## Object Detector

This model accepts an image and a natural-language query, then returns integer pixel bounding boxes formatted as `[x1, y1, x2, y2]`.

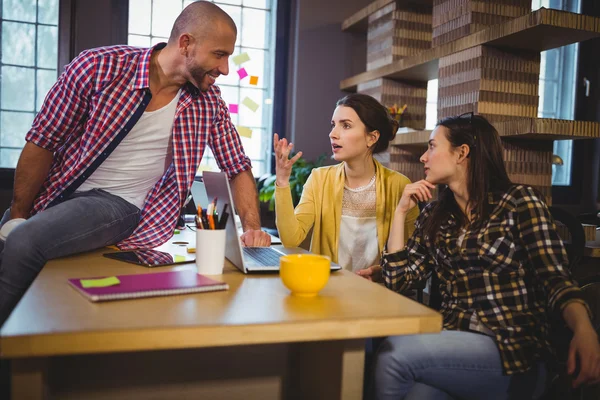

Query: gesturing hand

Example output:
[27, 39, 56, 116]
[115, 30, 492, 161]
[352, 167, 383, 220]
[273, 133, 303, 187]
[397, 180, 436, 215]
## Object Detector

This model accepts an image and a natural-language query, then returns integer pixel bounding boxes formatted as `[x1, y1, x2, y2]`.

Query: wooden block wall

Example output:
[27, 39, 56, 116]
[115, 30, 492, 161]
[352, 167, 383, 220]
[502, 139, 553, 204]
[437, 45, 540, 123]
[358, 78, 428, 130]
[367, 1, 433, 71]
[432, 0, 532, 47]
[389, 145, 428, 185]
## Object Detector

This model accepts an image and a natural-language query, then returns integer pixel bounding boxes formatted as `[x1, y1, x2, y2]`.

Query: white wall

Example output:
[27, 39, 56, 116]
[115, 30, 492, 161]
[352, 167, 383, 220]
[285, 0, 372, 161]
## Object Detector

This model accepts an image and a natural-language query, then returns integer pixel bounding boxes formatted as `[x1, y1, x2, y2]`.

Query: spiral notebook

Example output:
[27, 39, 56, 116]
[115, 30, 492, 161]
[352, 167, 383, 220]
[68, 270, 229, 302]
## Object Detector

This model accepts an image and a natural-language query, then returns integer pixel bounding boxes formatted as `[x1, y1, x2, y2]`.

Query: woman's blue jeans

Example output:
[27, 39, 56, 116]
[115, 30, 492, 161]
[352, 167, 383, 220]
[374, 330, 547, 400]
[0, 189, 140, 326]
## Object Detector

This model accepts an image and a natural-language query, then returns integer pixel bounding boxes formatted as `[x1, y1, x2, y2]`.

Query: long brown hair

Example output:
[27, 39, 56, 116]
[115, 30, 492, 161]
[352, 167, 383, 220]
[422, 113, 512, 241]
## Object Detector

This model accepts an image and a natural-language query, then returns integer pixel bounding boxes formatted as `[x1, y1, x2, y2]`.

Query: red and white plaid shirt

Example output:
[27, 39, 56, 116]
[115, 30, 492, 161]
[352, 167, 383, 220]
[26, 44, 251, 249]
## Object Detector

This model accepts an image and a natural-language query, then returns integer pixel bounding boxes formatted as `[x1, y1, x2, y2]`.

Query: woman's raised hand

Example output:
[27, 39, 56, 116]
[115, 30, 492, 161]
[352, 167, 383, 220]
[397, 180, 436, 215]
[273, 133, 303, 187]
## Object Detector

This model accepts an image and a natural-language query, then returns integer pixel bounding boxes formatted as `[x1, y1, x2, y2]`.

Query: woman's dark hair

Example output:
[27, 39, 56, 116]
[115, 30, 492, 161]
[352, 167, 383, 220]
[422, 113, 512, 241]
[336, 93, 399, 154]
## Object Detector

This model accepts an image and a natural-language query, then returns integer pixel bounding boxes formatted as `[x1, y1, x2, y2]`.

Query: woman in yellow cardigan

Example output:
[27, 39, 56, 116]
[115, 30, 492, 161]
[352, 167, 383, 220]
[273, 93, 419, 275]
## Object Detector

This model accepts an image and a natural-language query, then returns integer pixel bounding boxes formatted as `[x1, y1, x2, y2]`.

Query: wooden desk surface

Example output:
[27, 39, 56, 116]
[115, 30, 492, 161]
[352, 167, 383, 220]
[0, 232, 441, 359]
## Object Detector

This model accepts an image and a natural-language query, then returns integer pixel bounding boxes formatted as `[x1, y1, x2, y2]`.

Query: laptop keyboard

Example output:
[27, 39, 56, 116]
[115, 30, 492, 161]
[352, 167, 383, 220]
[243, 247, 282, 266]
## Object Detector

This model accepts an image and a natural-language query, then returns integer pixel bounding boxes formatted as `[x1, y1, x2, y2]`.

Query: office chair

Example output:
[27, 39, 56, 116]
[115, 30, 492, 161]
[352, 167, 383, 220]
[541, 208, 596, 400]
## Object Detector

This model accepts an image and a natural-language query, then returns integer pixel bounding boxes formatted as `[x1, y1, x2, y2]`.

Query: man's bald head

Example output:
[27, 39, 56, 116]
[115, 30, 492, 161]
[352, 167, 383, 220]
[168, 1, 237, 45]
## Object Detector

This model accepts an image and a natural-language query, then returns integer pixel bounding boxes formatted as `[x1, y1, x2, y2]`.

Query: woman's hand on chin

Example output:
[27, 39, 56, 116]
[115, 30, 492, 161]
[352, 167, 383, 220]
[397, 180, 436, 215]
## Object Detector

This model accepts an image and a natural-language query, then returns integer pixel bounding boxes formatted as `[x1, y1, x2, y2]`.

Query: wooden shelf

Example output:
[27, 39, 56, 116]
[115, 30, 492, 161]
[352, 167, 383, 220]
[341, 8, 600, 91]
[391, 129, 432, 147]
[495, 118, 600, 140]
[342, 0, 433, 32]
[390, 119, 600, 147]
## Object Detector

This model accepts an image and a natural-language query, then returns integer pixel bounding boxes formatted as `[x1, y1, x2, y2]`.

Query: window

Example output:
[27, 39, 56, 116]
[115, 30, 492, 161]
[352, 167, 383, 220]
[426, 1, 580, 186]
[0, 0, 59, 168]
[128, 0, 276, 177]
[533, 0, 580, 186]
[425, 79, 438, 130]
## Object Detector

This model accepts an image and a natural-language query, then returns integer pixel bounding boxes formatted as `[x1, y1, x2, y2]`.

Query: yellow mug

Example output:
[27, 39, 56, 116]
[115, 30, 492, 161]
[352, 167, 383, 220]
[279, 254, 331, 297]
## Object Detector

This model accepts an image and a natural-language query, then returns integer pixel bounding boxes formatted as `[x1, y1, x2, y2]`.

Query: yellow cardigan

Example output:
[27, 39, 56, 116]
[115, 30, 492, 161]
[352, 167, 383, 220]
[275, 159, 419, 263]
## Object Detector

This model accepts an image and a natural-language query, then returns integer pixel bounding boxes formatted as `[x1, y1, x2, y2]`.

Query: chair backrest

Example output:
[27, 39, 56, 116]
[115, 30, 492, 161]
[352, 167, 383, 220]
[549, 206, 586, 276]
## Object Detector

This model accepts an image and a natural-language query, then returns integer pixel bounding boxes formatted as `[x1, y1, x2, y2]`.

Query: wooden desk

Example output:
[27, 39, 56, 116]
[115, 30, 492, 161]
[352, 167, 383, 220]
[0, 233, 441, 400]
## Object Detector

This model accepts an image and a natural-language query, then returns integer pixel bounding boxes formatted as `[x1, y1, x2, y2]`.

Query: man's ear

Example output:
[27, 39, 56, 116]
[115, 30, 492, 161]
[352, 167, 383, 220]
[179, 33, 191, 55]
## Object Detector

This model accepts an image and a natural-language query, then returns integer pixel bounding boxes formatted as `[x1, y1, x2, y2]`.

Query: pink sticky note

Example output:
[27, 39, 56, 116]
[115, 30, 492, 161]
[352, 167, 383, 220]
[229, 104, 239, 114]
[237, 68, 248, 80]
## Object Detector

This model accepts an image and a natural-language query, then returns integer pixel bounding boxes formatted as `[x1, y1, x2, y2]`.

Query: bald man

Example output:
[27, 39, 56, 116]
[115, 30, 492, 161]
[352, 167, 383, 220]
[0, 1, 270, 326]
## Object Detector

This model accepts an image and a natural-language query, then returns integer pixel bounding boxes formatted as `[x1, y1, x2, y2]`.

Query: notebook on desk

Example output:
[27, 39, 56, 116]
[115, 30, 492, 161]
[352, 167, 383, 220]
[68, 270, 228, 302]
[202, 171, 341, 273]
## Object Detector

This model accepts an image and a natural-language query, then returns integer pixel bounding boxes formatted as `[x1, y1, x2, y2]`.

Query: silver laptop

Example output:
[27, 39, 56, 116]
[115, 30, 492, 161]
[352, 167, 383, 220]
[202, 171, 341, 273]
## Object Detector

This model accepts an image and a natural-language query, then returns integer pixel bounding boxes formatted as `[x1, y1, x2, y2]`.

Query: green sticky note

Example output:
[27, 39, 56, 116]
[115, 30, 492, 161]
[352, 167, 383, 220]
[174, 230, 181, 234]
[81, 276, 120, 288]
[232, 52, 250, 65]
[242, 97, 259, 112]
[174, 255, 186, 263]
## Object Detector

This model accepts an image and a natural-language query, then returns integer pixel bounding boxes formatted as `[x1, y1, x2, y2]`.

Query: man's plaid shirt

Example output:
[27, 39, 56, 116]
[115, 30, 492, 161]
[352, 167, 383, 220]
[25, 44, 251, 250]
[382, 185, 591, 375]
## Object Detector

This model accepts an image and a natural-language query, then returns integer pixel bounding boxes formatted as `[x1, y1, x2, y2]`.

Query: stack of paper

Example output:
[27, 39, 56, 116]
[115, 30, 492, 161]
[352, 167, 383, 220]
[437, 45, 541, 122]
[358, 78, 428, 130]
[432, 0, 532, 47]
[366, 1, 433, 71]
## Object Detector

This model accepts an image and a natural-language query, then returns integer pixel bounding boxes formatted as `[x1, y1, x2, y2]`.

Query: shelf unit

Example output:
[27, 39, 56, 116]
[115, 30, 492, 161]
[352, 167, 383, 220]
[341, 1, 600, 208]
[341, 8, 600, 91]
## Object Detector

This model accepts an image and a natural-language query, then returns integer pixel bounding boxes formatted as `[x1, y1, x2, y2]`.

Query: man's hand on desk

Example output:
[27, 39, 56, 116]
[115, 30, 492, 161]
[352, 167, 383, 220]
[240, 229, 271, 247]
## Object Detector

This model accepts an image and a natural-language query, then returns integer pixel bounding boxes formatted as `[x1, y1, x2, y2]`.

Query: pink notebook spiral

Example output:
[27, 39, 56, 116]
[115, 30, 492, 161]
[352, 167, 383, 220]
[68, 270, 229, 302]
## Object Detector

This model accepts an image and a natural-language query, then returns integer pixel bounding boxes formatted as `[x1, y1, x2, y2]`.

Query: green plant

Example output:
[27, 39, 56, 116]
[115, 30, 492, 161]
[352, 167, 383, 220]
[258, 153, 328, 211]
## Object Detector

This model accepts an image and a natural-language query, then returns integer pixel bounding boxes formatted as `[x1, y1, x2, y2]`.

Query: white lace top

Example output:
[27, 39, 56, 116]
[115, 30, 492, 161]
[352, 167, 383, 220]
[338, 176, 379, 272]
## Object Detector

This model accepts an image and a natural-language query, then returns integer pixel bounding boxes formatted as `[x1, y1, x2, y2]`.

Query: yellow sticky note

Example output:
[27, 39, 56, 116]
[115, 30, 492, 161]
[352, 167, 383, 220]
[249, 76, 259, 85]
[242, 97, 259, 112]
[174, 255, 186, 263]
[232, 52, 250, 65]
[197, 165, 214, 173]
[81, 276, 120, 288]
[237, 126, 253, 138]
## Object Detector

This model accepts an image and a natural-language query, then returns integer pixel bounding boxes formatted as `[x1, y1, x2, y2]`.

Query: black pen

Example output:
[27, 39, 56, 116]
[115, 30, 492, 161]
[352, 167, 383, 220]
[220, 204, 229, 227]
[219, 212, 229, 229]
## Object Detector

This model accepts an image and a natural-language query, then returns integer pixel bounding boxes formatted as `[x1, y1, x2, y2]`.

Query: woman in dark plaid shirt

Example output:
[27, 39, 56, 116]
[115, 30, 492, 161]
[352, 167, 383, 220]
[366, 114, 600, 399]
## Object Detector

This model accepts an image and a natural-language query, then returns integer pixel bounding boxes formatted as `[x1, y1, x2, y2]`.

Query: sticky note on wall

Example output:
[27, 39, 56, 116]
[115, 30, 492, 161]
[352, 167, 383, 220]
[241, 97, 259, 112]
[249, 76, 259, 85]
[237, 68, 248, 80]
[197, 165, 214, 173]
[229, 104, 239, 114]
[237, 126, 253, 138]
[232, 52, 250, 65]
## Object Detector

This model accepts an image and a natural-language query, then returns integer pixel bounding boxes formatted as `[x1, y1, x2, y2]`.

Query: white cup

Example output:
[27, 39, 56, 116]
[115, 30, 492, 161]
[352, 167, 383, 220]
[195, 229, 226, 275]
[0, 218, 26, 242]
